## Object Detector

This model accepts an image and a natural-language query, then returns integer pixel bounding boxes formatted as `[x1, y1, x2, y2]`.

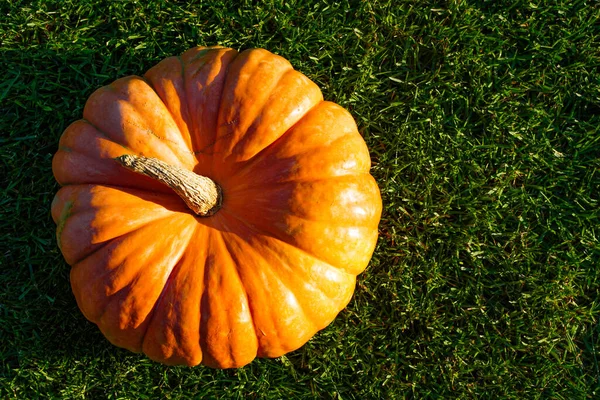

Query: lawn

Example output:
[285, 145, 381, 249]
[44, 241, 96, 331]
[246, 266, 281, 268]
[1, 0, 599, 398]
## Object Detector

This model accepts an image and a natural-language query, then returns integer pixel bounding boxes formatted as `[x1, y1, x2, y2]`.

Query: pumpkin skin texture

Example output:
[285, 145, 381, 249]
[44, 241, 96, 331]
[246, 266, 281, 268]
[51, 46, 382, 368]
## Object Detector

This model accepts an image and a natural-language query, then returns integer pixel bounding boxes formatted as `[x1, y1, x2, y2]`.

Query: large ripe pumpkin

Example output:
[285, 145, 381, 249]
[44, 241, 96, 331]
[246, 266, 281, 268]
[51, 46, 382, 368]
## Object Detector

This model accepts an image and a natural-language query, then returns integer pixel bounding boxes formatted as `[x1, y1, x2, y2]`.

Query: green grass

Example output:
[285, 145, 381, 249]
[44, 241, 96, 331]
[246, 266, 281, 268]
[1, 0, 599, 398]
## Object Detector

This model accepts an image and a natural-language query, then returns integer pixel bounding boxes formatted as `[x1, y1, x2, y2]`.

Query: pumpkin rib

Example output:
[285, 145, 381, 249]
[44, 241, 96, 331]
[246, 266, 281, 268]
[88, 184, 191, 214]
[141, 225, 210, 366]
[68, 212, 182, 268]
[80, 118, 132, 153]
[68, 234, 112, 269]
[218, 229, 262, 339]
[216, 231, 257, 366]
[230, 219, 354, 352]
[182, 47, 239, 159]
[227, 171, 374, 198]
[198, 226, 258, 368]
[221, 235, 284, 354]
[221, 207, 342, 272]
[229, 174, 381, 227]
[139, 74, 197, 161]
[252, 233, 352, 306]
[95, 283, 157, 353]
[53, 184, 190, 266]
[70, 213, 195, 302]
[223, 103, 368, 184]
[54, 182, 185, 213]
[219, 209, 349, 302]
[112, 77, 197, 163]
[223, 206, 374, 276]
[198, 238, 214, 366]
[76, 182, 184, 203]
[228, 204, 375, 227]
[219, 223, 320, 352]
[54, 184, 184, 214]
[90, 215, 196, 352]
[83, 79, 195, 169]
[142, 56, 195, 153]
[177, 54, 193, 147]
[248, 212, 378, 276]
[212, 49, 294, 162]
[222, 98, 325, 178]
[223, 67, 315, 164]
[138, 223, 199, 355]
[213, 215, 311, 356]
[260, 236, 342, 311]
[223, 234, 308, 355]
[174, 53, 200, 155]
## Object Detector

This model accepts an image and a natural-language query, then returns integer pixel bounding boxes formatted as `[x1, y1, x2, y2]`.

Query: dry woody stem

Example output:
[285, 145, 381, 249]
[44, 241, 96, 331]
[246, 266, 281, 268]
[115, 154, 222, 216]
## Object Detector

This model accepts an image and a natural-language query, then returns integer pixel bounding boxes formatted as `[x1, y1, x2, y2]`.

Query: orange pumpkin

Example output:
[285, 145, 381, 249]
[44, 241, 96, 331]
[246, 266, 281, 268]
[51, 46, 382, 368]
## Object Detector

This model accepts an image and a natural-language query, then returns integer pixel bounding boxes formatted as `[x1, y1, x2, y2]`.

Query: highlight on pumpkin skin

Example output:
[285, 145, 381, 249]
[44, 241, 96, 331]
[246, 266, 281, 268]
[51, 45, 382, 368]
[83, 75, 196, 169]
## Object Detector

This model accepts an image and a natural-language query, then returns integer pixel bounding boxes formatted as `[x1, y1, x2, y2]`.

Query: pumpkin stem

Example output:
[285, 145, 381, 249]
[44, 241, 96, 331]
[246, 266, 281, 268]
[115, 154, 222, 216]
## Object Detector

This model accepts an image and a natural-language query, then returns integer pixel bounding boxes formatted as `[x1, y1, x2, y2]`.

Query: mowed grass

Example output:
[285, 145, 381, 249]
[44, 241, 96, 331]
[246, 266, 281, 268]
[1, 0, 599, 398]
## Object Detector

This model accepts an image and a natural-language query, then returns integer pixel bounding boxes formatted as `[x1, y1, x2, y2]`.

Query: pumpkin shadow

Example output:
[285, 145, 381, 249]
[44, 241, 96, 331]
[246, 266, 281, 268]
[2, 45, 183, 366]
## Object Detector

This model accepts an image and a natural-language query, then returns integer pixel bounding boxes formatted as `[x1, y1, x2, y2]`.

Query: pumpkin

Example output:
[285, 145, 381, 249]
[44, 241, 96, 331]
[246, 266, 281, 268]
[51, 46, 382, 368]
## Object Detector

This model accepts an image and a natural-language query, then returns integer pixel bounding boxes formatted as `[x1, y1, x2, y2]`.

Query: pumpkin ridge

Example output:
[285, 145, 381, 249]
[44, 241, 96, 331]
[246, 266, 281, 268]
[87, 215, 196, 351]
[220, 208, 346, 274]
[139, 74, 197, 159]
[54, 200, 74, 251]
[185, 50, 257, 158]
[213, 50, 293, 160]
[183, 47, 239, 161]
[225, 64, 296, 160]
[84, 81, 193, 168]
[220, 232, 288, 355]
[55, 182, 183, 207]
[80, 118, 133, 153]
[95, 281, 155, 353]
[224, 104, 368, 182]
[178, 52, 202, 156]
[216, 230, 258, 366]
[223, 240, 281, 354]
[116, 84, 195, 164]
[236, 221, 343, 336]
[228, 205, 374, 227]
[228, 171, 373, 196]
[174, 55, 195, 155]
[69, 212, 182, 267]
[257, 237, 349, 307]
[220, 210, 345, 303]
[218, 230, 259, 340]
[217, 215, 323, 353]
[224, 98, 324, 178]
[139, 223, 198, 356]
[198, 226, 258, 368]
[198, 234, 213, 366]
